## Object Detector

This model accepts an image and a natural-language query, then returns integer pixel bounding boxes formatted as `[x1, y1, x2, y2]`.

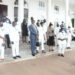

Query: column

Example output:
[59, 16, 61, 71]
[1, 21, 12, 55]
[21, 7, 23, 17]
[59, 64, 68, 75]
[65, 0, 70, 27]
[8, 0, 14, 22]
[18, 0, 24, 24]
[47, 0, 52, 25]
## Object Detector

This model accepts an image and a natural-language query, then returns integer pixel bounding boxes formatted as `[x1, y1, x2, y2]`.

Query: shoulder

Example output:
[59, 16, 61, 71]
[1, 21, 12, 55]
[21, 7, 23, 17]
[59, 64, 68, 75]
[29, 25, 32, 28]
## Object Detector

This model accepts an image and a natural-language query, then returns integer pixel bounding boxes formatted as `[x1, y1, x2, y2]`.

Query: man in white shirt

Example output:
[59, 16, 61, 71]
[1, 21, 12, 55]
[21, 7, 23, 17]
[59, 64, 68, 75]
[36, 21, 46, 53]
[0, 21, 5, 60]
[3, 18, 11, 48]
[66, 26, 72, 49]
[9, 21, 21, 59]
[54, 23, 60, 47]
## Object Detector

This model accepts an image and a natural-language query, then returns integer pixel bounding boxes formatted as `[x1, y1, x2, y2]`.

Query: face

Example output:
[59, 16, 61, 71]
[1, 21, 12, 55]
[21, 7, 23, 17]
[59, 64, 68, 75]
[31, 20, 35, 25]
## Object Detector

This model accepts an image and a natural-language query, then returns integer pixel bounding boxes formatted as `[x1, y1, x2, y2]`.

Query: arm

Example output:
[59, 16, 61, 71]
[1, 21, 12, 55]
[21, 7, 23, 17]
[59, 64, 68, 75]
[0, 36, 5, 41]
[29, 26, 38, 35]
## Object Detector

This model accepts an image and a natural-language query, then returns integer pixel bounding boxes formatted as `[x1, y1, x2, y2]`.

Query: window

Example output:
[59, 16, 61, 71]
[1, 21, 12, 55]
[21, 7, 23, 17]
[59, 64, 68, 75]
[14, 7, 18, 19]
[24, 8, 28, 20]
[71, 18, 74, 28]
[0, 0, 2, 2]
[14, 0, 18, 5]
[39, 1, 45, 8]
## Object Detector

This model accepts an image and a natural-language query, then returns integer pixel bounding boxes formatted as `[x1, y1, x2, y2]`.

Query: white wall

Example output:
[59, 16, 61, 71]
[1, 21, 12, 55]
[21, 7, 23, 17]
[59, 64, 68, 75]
[1, 0, 75, 28]
[51, 0, 66, 25]
[28, 0, 47, 25]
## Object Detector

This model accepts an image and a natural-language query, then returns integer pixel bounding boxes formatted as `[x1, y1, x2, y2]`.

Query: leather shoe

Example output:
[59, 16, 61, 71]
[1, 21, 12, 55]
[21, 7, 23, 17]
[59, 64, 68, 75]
[16, 55, 21, 58]
[61, 54, 64, 57]
[32, 54, 35, 56]
[13, 57, 17, 59]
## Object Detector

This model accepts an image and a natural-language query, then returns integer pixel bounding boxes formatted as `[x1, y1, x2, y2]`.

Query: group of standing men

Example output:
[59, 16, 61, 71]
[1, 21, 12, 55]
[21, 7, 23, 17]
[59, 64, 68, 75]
[0, 16, 73, 61]
[29, 17, 72, 57]
[0, 17, 21, 60]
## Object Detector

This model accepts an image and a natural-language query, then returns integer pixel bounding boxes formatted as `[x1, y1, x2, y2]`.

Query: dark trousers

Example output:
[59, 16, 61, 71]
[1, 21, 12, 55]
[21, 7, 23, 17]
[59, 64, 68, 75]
[5, 34, 11, 48]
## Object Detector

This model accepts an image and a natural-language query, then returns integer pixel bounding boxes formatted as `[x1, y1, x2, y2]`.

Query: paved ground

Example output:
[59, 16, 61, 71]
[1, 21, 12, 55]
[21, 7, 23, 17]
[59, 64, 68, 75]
[0, 41, 75, 63]
[0, 41, 75, 75]
[0, 48, 75, 75]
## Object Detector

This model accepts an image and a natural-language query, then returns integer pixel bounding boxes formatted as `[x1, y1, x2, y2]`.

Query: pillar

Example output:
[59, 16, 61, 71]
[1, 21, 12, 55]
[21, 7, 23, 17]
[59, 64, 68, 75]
[8, 0, 14, 22]
[18, 0, 24, 24]
[65, 0, 70, 27]
[47, 0, 52, 25]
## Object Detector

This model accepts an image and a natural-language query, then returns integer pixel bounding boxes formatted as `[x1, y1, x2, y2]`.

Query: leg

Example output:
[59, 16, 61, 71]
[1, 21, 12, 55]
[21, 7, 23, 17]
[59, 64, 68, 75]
[15, 41, 21, 58]
[5, 34, 11, 48]
[30, 38, 36, 56]
[0, 45, 5, 59]
[66, 36, 71, 49]
[58, 41, 62, 56]
[61, 41, 66, 55]
[41, 39, 46, 53]
[11, 43, 16, 58]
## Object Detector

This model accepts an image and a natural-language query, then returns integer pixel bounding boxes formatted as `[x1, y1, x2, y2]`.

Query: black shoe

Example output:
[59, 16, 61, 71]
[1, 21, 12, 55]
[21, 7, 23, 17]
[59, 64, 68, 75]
[58, 54, 61, 56]
[13, 57, 17, 59]
[16, 55, 21, 58]
[51, 49, 54, 51]
[32, 54, 35, 56]
[61, 54, 64, 57]
[66, 47, 71, 49]
[42, 50, 46, 53]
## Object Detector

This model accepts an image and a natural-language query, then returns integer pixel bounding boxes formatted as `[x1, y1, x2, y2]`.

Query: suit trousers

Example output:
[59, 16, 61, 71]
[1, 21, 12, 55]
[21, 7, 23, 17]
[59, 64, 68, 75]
[30, 38, 36, 55]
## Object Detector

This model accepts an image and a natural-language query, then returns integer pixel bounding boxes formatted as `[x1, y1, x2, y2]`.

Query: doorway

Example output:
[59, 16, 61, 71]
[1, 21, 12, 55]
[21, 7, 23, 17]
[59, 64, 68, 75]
[0, 4, 7, 19]
[71, 18, 74, 28]
[24, 8, 28, 22]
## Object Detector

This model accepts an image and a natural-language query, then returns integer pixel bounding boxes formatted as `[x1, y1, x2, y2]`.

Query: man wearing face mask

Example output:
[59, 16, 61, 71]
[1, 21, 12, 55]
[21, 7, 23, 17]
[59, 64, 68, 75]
[0, 20, 5, 60]
[57, 25, 67, 57]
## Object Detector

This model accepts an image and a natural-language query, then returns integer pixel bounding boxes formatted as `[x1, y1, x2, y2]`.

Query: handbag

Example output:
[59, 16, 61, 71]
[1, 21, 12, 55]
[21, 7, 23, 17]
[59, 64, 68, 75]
[2, 43, 5, 47]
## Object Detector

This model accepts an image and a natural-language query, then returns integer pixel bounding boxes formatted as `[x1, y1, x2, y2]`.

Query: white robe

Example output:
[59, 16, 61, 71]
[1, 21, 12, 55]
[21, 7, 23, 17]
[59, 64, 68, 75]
[57, 31, 67, 54]
[9, 25, 20, 57]
[37, 26, 45, 51]
[0, 27, 5, 59]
